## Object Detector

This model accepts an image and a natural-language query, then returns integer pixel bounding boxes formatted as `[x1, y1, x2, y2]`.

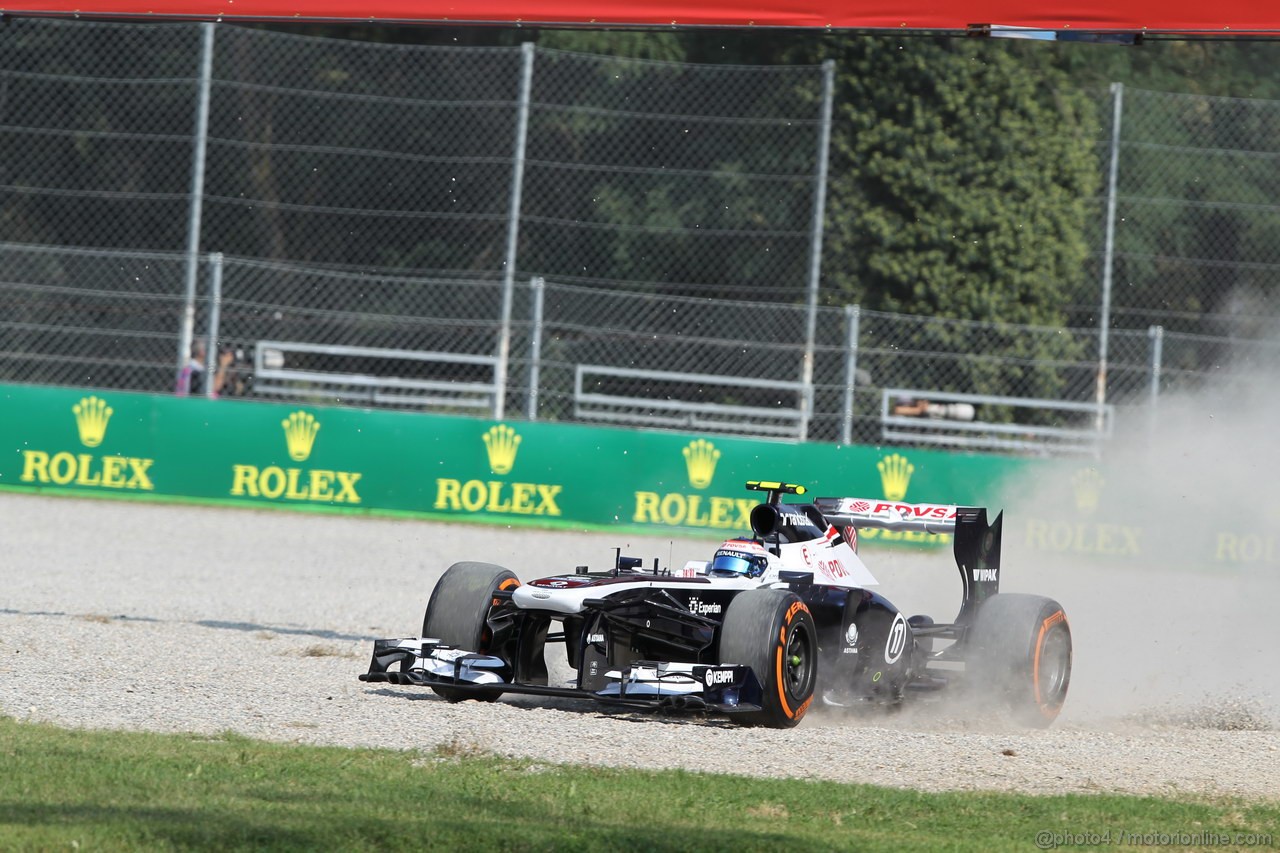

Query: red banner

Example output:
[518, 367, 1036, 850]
[2, 0, 1277, 32]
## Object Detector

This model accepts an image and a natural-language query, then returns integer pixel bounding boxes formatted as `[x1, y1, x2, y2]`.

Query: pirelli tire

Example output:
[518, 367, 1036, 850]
[718, 589, 818, 728]
[966, 593, 1072, 728]
[422, 561, 520, 703]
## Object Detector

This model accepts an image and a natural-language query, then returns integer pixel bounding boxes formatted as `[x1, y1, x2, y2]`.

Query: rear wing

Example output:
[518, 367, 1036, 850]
[814, 496, 1003, 626]
[812, 497, 959, 535]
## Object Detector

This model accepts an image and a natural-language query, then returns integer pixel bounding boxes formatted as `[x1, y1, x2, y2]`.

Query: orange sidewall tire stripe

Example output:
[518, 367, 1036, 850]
[774, 601, 812, 721]
[1032, 610, 1067, 717]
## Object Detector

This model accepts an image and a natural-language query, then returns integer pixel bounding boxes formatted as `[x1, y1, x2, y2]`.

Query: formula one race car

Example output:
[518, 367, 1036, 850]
[360, 481, 1072, 728]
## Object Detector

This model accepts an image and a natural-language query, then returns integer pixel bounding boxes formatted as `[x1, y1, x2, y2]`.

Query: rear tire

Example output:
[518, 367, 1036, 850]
[718, 589, 818, 728]
[422, 561, 519, 703]
[966, 593, 1071, 727]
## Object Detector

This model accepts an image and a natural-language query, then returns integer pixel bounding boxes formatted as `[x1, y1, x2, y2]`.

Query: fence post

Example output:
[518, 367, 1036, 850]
[841, 304, 861, 446]
[1096, 81, 1124, 430]
[495, 41, 535, 421]
[494, 266, 515, 420]
[177, 22, 216, 388]
[798, 59, 835, 444]
[527, 276, 545, 421]
[1147, 324, 1163, 436]
[203, 252, 223, 398]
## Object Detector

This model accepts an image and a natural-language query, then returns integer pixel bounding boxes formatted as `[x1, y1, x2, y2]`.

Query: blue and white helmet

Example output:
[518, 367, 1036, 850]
[706, 539, 770, 578]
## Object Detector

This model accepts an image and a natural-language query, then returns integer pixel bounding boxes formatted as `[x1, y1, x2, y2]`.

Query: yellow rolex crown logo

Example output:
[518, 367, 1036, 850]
[1072, 467, 1104, 515]
[682, 439, 721, 490]
[281, 411, 321, 462]
[72, 396, 113, 448]
[878, 453, 914, 502]
[483, 424, 521, 475]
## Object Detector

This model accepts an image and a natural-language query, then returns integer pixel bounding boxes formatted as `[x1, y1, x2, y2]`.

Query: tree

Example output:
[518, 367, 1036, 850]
[815, 37, 1101, 406]
[824, 37, 1099, 323]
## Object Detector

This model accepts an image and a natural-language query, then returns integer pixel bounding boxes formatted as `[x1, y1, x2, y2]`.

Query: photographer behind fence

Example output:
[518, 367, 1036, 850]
[176, 339, 249, 398]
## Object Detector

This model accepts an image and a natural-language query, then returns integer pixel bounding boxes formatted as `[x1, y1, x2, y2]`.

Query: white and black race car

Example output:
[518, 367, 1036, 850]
[360, 481, 1072, 728]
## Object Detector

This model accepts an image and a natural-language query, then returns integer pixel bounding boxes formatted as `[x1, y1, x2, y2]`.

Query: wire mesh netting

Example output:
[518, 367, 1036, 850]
[1, 20, 1277, 454]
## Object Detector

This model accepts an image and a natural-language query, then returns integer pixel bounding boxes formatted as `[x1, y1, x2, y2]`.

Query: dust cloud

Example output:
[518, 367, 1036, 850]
[984, 353, 1280, 729]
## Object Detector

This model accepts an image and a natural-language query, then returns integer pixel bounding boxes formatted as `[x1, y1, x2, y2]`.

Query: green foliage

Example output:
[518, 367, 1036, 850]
[823, 37, 1100, 327]
[809, 37, 1101, 401]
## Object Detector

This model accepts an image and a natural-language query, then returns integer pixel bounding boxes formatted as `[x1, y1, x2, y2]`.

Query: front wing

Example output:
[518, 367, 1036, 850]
[358, 637, 765, 715]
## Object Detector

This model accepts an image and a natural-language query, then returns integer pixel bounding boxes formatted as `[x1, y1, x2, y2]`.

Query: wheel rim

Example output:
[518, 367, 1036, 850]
[1037, 627, 1070, 705]
[783, 622, 816, 699]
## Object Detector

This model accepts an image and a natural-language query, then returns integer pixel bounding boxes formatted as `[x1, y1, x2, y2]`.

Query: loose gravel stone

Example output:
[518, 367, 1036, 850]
[2, 492, 1277, 801]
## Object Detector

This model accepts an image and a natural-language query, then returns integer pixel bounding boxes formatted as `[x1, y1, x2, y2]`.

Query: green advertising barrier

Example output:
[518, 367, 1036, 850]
[1, 383, 1274, 568]
[0, 383, 1026, 536]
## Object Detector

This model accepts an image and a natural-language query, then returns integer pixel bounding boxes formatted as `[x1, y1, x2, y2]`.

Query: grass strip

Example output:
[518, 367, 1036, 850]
[0, 716, 1275, 851]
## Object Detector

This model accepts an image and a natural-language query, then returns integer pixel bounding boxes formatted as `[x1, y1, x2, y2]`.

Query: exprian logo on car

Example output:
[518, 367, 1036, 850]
[703, 668, 736, 687]
[687, 597, 722, 616]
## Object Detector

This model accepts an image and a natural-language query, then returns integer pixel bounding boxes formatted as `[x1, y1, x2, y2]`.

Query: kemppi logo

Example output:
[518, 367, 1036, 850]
[703, 668, 736, 687]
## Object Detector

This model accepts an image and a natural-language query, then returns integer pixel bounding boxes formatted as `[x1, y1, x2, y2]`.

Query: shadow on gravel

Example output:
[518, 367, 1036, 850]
[195, 619, 373, 643]
[0, 607, 160, 622]
[0, 607, 375, 643]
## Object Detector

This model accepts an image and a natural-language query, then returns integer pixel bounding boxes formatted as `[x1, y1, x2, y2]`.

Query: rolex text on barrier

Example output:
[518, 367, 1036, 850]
[0, 383, 1274, 569]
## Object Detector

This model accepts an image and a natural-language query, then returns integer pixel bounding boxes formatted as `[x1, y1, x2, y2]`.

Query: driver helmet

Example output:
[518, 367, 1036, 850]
[706, 539, 770, 578]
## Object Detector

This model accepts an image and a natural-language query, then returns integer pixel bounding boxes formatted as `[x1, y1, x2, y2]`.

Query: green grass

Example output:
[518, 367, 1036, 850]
[0, 716, 1275, 852]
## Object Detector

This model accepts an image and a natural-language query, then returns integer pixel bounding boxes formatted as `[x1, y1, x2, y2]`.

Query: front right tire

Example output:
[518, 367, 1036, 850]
[718, 589, 818, 728]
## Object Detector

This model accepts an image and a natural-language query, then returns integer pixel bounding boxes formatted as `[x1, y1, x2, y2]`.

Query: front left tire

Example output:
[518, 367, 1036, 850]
[422, 561, 520, 702]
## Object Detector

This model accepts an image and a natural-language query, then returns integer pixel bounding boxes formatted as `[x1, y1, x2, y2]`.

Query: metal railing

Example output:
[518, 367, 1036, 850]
[573, 365, 809, 439]
[252, 341, 502, 413]
[6, 242, 1268, 452]
[879, 389, 1113, 455]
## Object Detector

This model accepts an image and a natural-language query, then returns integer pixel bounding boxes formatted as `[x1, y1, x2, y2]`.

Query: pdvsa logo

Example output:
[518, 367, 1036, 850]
[20, 396, 155, 491]
[633, 438, 754, 529]
[434, 424, 563, 516]
[229, 410, 362, 503]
